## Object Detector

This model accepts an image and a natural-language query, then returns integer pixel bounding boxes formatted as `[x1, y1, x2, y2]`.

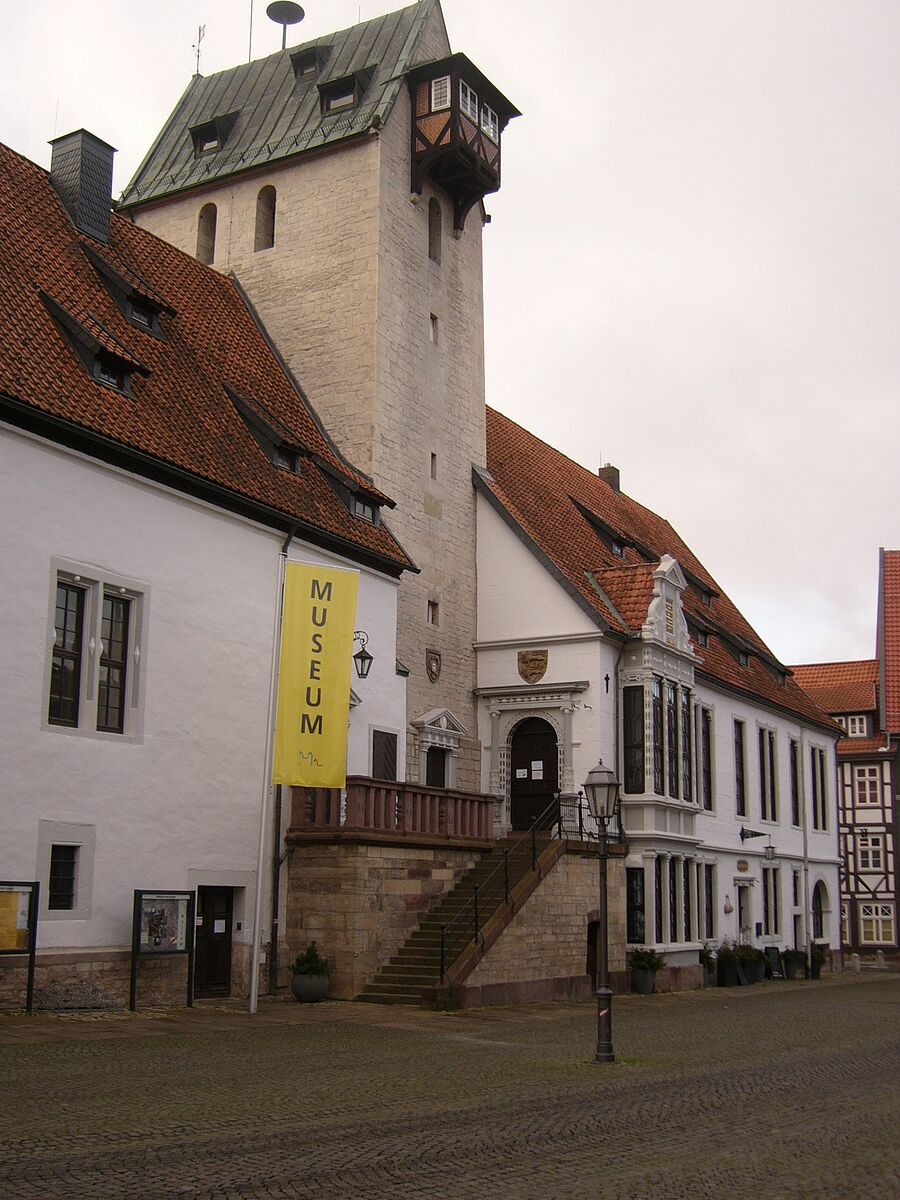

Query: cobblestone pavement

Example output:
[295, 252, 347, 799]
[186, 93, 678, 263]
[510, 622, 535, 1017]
[1, 974, 898, 1199]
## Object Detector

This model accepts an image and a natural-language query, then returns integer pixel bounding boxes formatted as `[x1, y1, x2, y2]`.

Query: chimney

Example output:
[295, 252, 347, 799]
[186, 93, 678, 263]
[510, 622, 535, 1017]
[49, 130, 116, 244]
[598, 464, 620, 493]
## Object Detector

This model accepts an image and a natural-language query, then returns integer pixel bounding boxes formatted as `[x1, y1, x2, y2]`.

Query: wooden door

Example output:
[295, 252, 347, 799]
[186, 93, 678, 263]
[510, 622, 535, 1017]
[194, 887, 233, 998]
[509, 718, 559, 831]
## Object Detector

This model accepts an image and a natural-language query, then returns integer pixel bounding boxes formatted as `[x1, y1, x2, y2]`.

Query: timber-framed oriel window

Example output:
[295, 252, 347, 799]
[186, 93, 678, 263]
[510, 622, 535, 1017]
[45, 560, 147, 741]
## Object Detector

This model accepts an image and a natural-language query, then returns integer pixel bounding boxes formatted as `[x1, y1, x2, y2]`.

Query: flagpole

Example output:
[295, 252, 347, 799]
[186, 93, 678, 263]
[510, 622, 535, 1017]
[248, 530, 294, 1014]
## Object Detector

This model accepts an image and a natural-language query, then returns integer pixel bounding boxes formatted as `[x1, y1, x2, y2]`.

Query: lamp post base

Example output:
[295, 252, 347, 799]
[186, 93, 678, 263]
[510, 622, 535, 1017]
[594, 984, 614, 1064]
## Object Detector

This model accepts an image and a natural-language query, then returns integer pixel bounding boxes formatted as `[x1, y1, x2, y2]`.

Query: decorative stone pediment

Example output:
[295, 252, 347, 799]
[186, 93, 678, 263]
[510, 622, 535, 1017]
[411, 708, 467, 737]
[642, 555, 693, 656]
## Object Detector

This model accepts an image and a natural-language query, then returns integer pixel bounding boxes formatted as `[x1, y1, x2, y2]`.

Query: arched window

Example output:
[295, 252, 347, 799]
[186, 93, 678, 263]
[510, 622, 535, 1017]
[255, 186, 276, 251]
[196, 203, 217, 265]
[812, 881, 827, 940]
[428, 196, 441, 264]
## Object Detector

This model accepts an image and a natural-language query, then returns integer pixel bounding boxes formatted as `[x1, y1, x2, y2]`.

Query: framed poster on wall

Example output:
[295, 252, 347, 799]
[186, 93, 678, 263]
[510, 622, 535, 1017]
[130, 890, 196, 1010]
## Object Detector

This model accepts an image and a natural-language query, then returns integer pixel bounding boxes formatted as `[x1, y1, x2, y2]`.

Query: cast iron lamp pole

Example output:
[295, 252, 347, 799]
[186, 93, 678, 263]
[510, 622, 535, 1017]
[583, 759, 620, 1065]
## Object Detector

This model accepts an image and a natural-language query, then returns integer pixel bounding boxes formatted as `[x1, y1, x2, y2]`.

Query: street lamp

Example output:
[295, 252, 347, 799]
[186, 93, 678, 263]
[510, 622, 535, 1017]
[583, 758, 620, 1065]
[352, 631, 373, 679]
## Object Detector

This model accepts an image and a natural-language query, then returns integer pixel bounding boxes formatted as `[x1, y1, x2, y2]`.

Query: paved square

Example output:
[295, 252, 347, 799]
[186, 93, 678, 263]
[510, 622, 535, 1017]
[1, 974, 898, 1198]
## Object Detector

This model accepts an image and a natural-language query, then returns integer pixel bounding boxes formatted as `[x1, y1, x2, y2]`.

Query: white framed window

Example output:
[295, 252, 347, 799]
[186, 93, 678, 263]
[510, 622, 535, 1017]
[37, 820, 96, 922]
[836, 715, 847, 732]
[810, 745, 827, 830]
[480, 104, 499, 142]
[460, 80, 479, 122]
[860, 903, 894, 944]
[847, 715, 867, 737]
[431, 75, 450, 111]
[841, 903, 849, 945]
[853, 764, 880, 806]
[858, 834, 883, 871]
[44, 559, 148, 741]
[758, 726, 778, 822]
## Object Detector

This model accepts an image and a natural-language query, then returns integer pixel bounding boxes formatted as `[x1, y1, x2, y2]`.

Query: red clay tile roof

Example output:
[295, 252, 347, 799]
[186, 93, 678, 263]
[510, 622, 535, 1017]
[880, 549, 900, 733]
[789, 660, 879, 715]
[836, 734, 893, 760]
[0, 142, 412, 574]
[483, 406, 837, 730]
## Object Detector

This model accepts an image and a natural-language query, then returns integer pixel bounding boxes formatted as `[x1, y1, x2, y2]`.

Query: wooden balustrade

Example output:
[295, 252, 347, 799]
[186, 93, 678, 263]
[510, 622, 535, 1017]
[290, 777, 495, 841]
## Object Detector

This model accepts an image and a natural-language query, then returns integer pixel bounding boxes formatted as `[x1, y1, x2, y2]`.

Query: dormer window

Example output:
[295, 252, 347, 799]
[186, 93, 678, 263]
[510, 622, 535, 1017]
[95, 355, 129, 393]
[695, 630, 709, 648]
[460, 80, 479, 122]
[738, 650, 750, 667]
[431, 75, 450, 111]
[480, 104, 499, 142]
[189, 112, 239, 158]
[319, 69, 373, 115]
[847, 714, 867, 737]
[275, 446, 301, 474]
[353, 497, 377, 523]
[701, 589, 712, 607]
[611, 539, 624, 558]
[291, 46, 328, 80]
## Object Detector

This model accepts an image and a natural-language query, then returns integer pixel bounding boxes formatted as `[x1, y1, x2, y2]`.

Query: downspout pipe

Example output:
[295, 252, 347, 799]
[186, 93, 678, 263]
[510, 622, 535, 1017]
[249, 526, 296, 1014]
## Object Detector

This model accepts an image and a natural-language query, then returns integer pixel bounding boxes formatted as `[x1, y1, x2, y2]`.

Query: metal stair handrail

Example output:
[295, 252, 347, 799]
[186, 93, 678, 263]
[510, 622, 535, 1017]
[438, 794, 604, 984]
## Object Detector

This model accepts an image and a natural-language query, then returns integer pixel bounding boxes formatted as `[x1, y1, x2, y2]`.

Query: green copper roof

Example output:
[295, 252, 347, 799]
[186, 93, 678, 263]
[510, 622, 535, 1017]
[120, 1, 442, 207]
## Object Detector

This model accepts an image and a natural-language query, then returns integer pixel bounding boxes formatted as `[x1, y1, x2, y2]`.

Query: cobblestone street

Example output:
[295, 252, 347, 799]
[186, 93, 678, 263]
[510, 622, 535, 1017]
[2, 974, 898, 1199]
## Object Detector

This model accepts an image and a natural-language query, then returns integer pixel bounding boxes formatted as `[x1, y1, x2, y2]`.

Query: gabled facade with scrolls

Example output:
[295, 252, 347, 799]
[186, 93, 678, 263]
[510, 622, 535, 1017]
[476, 407, 842, 979]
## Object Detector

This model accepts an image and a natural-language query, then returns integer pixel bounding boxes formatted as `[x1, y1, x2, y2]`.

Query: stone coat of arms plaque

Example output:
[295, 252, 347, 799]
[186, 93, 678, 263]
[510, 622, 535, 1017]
[517, 649, 548, 684]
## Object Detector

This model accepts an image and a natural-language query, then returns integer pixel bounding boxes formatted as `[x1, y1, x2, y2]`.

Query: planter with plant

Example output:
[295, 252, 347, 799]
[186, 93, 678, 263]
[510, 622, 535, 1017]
[699, 943, 717, 987]
[810, 942, 828, 980]
[630, 947, 666, 995]
[716, 941, 739, 987]
[736, 943, 766, 984]
[290, 941, 330, 1003]
[783, 948, 807, 980]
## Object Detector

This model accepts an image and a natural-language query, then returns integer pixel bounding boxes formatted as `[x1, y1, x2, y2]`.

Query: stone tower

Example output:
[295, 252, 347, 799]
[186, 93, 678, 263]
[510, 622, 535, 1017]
[120, 1, 518, 789]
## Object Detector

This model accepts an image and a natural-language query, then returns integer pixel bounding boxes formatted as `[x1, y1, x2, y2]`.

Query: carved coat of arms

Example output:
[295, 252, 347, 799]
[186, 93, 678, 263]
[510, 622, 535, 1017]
[518, 649, 548, 684]
[426, 649, 442, 682]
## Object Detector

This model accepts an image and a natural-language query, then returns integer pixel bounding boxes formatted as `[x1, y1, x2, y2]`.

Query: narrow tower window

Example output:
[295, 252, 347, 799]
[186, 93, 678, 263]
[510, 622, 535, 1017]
[197, 203, 217, 265]
[255, 186, 276, 251]
[428, 197, 442, 264]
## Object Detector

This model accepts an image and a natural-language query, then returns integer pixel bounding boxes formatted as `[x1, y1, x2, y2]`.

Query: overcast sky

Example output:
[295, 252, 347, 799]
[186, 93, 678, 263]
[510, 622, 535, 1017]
[2, 1, 897, 667]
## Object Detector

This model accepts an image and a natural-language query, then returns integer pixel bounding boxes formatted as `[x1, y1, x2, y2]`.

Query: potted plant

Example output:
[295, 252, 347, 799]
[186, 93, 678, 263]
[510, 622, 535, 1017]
[716, 941, 739, 987]
[290, 941, 330, 1003]
[735, 943, 765, 984]
[810, 942, 828, 981]
[699, 943, 717, 988]
[630, 947, 666, 994]
[783, 948, 806, 981]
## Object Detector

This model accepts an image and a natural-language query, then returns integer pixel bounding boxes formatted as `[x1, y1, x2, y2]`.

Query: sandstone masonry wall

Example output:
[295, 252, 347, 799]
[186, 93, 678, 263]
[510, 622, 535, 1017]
[286, 841, 481, 998]
[461, 852, 627, 1003]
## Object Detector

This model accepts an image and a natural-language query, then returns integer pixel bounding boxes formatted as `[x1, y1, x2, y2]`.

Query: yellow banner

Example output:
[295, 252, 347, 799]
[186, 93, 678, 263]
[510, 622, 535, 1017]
[273, 563, 359, 788]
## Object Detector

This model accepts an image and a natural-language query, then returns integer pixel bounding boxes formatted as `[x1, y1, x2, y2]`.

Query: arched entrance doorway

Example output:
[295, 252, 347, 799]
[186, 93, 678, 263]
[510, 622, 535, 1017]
[509, 717, 559, 831]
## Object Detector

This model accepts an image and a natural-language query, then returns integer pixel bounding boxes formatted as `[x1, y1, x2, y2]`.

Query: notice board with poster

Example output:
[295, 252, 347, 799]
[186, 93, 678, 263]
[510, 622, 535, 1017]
[0, 881, 40, 1013]
[130, 890, 196, 1010]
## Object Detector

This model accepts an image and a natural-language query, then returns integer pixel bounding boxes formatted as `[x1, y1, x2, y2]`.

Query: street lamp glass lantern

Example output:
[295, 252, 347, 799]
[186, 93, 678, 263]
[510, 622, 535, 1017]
[352, 631, 373, 680]
[583, 760, 619, 823]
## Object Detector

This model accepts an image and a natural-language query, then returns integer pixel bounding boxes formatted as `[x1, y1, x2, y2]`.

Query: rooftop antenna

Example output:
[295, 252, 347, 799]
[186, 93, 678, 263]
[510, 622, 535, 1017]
[266, 2, 305, 51]
[193, 24, 206, 76]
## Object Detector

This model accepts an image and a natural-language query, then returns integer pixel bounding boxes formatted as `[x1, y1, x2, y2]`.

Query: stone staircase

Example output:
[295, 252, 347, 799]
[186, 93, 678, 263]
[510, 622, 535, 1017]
[357, 835, 557, 1006]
